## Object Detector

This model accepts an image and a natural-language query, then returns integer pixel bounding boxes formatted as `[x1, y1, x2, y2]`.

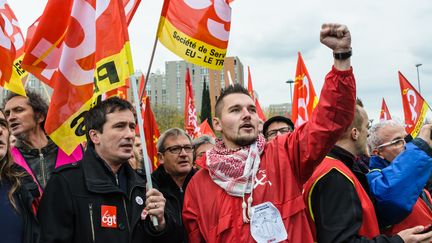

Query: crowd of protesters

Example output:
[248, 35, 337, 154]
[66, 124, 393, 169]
[1, 23, 432, 243]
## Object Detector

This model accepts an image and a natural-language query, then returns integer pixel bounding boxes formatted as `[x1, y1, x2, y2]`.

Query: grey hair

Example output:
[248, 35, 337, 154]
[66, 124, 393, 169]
[157, 128, 192, 152]
[192, 135, 215, 161]
[367, 120, 404, 152]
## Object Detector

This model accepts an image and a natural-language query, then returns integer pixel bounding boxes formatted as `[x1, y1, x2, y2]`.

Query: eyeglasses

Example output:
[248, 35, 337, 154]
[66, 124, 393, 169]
[376, 138, 406, 150]
[162, 145, 194, 154]
[266, 127, 293, 138]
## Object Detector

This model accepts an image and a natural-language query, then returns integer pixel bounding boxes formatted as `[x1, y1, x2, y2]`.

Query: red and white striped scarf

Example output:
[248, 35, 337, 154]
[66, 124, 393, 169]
[206, 134, 265, 197]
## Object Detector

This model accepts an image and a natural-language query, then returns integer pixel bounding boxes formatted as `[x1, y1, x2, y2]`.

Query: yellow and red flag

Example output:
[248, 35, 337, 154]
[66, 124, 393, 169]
[157, 0, 232, 70]
[399, 71, 429, 137]
[197, 119, 215, 138]
[292, 52, 318, 128]
[379, 98, 392, 121]
[247, 66, 266, 121]
[22, 0, 133, 154]
[184, 68, 199, 138]
[0, 0, 27, 96]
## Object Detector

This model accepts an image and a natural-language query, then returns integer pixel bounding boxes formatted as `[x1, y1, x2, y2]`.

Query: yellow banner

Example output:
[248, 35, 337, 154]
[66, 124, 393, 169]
[158, 17, 226, 70]
[411, 102, 429, 138]
[49, 42, 133, 154]
[4, 54, 27, 96]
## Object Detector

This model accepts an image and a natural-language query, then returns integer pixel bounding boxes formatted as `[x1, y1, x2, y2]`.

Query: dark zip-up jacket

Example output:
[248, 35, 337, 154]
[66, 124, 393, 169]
[152, 166, 196, 243]
[14, 138, 58, 189]
[38, 146, 178, 243]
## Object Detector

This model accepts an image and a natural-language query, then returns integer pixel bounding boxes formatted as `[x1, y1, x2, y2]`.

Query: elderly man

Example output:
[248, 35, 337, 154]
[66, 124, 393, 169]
[367, 120, 432, 235]
[3, 91, 82, 192]
[183, 23, 356, 242]
[152, 128, 197, 242]
[38, 97, 176, 243]
[303, 100, 432, 242]
[262, 116, 294, 141]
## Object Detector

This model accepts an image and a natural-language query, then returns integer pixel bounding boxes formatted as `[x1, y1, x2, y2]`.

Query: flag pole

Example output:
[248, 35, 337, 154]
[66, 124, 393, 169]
[131, 73, 158, 227]
[141, 36, 158, 99]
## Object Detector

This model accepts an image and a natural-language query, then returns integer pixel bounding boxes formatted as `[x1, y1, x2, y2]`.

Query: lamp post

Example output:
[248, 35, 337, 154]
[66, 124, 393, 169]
[415, 63, 422, 94]
[285, 79, 294, 104]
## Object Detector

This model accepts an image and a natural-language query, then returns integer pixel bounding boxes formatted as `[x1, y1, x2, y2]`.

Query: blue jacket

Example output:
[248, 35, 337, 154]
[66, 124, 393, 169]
[367, 138, 432, 227]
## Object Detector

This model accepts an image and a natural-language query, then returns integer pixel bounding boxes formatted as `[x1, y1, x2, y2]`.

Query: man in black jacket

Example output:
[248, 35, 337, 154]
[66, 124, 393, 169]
[38, 97, 177, 243]
[153, 128, 197, 243]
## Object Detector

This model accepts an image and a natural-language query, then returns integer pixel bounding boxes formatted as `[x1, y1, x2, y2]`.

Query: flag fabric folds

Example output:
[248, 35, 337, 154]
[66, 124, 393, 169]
[157, 0, 232, 70]
[398, 71, 428, 137]
[184, 68, 199, 138]
[379, 98, 392, 121]
[141, 95, 160, 171]
[197, 119, 215, 138]
[0, 0, 27, 96]
[292, 52, 318, 128]
[22, 0, 133, 154]
[247, 66, 266, 121]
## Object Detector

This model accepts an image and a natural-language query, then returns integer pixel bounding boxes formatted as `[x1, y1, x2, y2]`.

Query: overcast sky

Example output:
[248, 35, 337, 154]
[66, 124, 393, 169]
[9, 0, 432, 122]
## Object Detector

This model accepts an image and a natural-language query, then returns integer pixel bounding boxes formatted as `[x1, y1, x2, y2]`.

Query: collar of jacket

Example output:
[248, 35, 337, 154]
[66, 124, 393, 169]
[82, 146, 146, 196]
[15, 136, 57, 156]
[328, 145, 357, 169]
[152, 165, 196, 192]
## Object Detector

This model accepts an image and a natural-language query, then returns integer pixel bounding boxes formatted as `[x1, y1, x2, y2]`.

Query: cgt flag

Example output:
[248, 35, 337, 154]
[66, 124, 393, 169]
[379, 98, 392, 121]
[399, 71, 429, 137]
[197, 119, 215, 138]
[184, 68, 199, 138]
[0, 0, 27, 96]
[22, 0, 133, 154]
[157, 0, 232, 70]
[292, 52, 318, 128]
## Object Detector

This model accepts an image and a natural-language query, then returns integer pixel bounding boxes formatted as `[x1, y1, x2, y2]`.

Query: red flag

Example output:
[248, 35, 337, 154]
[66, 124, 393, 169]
[22, 0, 133, 154]
[0, 0, 26, 96]
[184, 68, 199, 138]
[379, 98, 392, 121]
[141, 94, 160, 171]
[247, 66, 266, 121]
[292, 52, 318, 128]
[399, 71, 429, 137]
[123, 0, 141, 25]
[157, 0, 232, 70]
[197, 119, 215, 138]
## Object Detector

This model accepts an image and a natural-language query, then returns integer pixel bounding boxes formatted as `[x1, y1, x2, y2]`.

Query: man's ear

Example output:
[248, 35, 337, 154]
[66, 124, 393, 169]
[371, 148, 383, 158]
[157, 152, 164, 165]
[89, 129, 100, 145]
[213, 117, 222, 132]
[351, 128, 359, 140]
[35, 113, 45, 125]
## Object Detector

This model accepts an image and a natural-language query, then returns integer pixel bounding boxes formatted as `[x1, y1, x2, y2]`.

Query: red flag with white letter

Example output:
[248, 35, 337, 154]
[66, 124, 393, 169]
[158, 0, 232, 70]
[399, 71, 428, 137]
[0, 0, 27, 96]
[22, 0, 133, 154]
[379, 98, 392, 121]
[123, 0, 141, 25]
[292, 52, 318, 128]
[184, 68, 199, 138]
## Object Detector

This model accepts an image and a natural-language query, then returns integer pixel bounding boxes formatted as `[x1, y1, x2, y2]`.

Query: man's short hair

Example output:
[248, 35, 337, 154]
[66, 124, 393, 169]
[157, 128, 192, 153]
[367, 120, 404, 152]
[85, 97, 135, 146]
[347, 98, 366, 132]
[215, 84, 251, 118]
[4, 90, 49, 130]
[262, 116, 294, 136]
[192, 135, 215, 161]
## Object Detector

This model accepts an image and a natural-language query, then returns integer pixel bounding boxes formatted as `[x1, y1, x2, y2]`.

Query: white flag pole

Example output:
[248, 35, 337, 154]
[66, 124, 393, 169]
[130, 73, 158, 227]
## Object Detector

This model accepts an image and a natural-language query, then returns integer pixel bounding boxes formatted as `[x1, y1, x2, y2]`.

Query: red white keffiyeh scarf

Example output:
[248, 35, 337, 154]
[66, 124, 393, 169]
[206, 134, 265, 222]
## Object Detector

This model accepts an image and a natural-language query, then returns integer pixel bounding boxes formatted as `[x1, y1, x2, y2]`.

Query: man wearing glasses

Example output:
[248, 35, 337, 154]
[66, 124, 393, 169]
[262, 116, 294, 141]
[367, 120, 432, 235]
[153, 128, 197, 243]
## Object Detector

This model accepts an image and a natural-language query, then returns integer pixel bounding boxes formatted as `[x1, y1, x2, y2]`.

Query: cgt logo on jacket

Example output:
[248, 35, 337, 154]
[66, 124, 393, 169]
[101, 205, 117, 228]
